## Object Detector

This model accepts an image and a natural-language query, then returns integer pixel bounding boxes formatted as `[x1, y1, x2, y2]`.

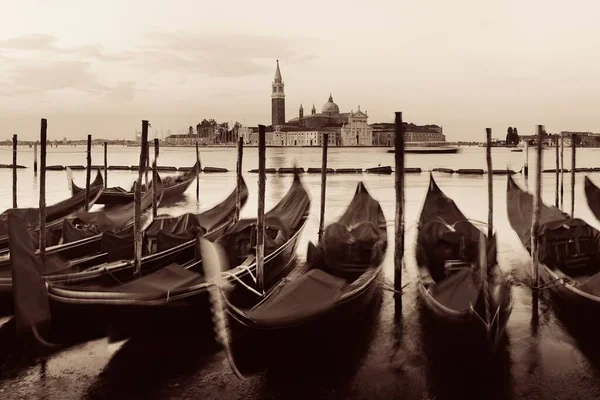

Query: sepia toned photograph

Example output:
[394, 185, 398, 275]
[0, 1, 599, 399]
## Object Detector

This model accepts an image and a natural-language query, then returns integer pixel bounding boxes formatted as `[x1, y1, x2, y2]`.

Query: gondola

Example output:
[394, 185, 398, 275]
[416, 175, 512, 349]
[0, 177, 247, 296]
[70, 161, 201, 205]
[507, 174, 600, 309]
[8, 172, 310, 334]
[584, 176, 600, 223]
[0, 170, 104, 253]
[222, 181, 387, 331]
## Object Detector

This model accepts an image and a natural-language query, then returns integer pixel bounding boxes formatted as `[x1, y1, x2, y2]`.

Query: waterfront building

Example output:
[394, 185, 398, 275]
[370, 122, 445, 146]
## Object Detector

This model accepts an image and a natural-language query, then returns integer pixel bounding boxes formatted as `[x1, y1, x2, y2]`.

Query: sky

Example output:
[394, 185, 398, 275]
[0, 0, 599, 141]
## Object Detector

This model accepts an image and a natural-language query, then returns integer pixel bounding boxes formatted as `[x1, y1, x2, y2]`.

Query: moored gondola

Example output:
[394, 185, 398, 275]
[221, 181, 387, 331]
[0, 177, 248, 297]
[507, 174, 600, 309]
[416, 175, 512, 350]
[71, 161, 201, 205]
[8, 172, 309, 336]
[0, 169, 104, 253]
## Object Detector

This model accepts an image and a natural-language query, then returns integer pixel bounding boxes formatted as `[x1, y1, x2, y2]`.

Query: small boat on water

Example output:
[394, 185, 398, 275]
[507, 174, 600, 309]
[70, 161, 201, 205]
[416, 175, 512, 350]
[0, 170, 104, 253]
[388, 146, 460, 154]
[222, 181, 387, 331]
[8, 172, 310, 336]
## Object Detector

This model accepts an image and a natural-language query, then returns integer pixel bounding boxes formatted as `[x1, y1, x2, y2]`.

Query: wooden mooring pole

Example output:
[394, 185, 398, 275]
[134, 120, 149, 277]
[39, 119, 47, 260]
[33, 142, 38, 175]
[196, 141, 201, 202]
[12, 134, 17, 209]
[486, 128, 493, 238]
[318, 133, 329, 241]
[571, 133, 576, 217]
[394, 112, 405, 296]
[144, 141, 149, 191]
[152, 138, 159, 218]
[560, 132, 564, 209]
[103, 141, 108, 188]
[524, 141, 529, 183]
[256, 124, 266, 293]
[235, 137, 244, 223]
[85, 134, 92, 211]
[555, 134, 559, 207]
[531, 125, 543, 314]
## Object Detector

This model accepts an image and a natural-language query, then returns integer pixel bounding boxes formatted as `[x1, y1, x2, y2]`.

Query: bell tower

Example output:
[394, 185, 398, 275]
[271, 60, 286, 126]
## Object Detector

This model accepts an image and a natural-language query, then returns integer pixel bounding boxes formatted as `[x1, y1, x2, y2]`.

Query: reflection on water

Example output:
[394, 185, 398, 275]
[0, 147, 600, 398]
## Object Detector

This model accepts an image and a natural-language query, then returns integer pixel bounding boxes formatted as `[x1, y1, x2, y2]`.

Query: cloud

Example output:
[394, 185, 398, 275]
[0, 59, 135, 102]
[138, 31, 318, 78]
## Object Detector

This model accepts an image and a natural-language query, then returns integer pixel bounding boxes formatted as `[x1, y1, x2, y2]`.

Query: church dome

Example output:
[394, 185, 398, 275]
[322, 93, 340, 115]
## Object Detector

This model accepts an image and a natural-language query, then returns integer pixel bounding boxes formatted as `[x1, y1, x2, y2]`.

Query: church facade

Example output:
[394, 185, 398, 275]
[237, 61, 443, 147]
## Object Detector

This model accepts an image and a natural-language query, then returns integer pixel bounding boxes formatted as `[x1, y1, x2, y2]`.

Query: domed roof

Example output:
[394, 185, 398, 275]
[322, 93, 340, 115]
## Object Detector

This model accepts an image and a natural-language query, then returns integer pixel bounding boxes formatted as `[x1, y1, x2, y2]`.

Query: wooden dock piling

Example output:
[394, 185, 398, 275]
[486, 128, 493, 239]
[256, 124, 266, 293]
[33, 142, 38, 175]
[560, 132, 564, 208]
[531, 125, 544, 313]
[524, 141, 529, 181]
[196, 142, 200, 202]
[235, 137, 244, 223]
[85, 134, 92, 211]
[103, 141, 108, 187]
[555, 134, 559, 207]
[318, 133, 329, 241]
[134, 120, 149, 276]
[39, 119, 47, 260]
[152, 138, 159, 218]
[12, 134, 17, 208]
[571, 133, 576, 216]
[394, 112, 405, 295]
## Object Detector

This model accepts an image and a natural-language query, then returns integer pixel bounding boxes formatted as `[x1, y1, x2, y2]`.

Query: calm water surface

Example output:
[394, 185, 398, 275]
[1, 145, 600, 399]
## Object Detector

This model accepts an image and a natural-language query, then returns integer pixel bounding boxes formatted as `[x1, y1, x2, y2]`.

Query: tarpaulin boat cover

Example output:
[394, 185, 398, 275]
[416, 175, 493, 282]
[429, 268, 482, 312]
[61, 175, 163, 244]
[144, 176, 249, 248]
[585, 176, 600, 223]
[247, 268, 348, 324]
[0, 170, 104, 239]
[216, 173, 310, 265]
[7, 214, 51, 331]
[321, 182, 387, 277]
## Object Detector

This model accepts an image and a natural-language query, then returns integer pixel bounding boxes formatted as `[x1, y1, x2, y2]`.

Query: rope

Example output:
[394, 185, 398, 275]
[221, 272, 264, 297]
[237, 264, 257, 284]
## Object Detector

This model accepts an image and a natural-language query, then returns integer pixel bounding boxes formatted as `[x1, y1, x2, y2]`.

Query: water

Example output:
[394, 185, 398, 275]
[1, 145, 600, 399]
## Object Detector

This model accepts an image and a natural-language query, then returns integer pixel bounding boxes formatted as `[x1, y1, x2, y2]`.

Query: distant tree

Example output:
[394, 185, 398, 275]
[506, 127, 514, 145]
[513, 127, 519, 143]
[188, 126, 194, 136]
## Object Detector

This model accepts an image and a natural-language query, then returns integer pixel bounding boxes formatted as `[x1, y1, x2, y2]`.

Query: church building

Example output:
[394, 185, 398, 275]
[268, 61, 373, 146]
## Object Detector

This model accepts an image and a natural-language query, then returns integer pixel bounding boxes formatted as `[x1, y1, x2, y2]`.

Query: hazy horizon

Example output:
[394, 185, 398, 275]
[1, 0, 598, 142]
